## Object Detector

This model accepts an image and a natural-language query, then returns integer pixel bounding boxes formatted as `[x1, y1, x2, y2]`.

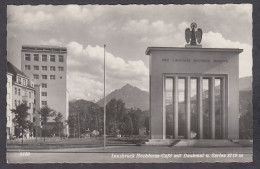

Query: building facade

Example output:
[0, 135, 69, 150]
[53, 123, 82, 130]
[146, 46, 242, 140]
[7, 61, 35, 138]
[21, 45, 68, 135]
[6, 72, 13, 140]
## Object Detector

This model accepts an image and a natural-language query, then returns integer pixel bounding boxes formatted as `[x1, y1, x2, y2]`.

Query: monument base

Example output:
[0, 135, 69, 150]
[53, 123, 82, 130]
[145, 139, 178, 145]
[145, 139, 244, 147]
[174, 139, 241, 147]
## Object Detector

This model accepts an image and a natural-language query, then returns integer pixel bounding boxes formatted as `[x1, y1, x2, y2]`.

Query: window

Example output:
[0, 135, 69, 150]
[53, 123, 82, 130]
[42, 66, 47, 71]
[58, 67, 64, 71]
[34, 99, 36, 104]
[50, 55, 55, 62]
[60, 76, 62, 79]
[25, 65, 31, 70]
[29, 92, 31, 98]
[23, 79, 26, 86]
[42, 92, 47, 96]
[42, 55, 47, 62]
[15, 88, 17, 95]
[25, 54, 31, 61]
[42, 101, 47, 106]
[50, 75, 55, 80]
[33, 117, 36, 122]
[34, 66, 39, 70]
[50, 66, 56, 71]
[33, 74, 39, 79]
[42, 83, 47, 88]
[18, 101, 20, 105]
[42, 75, 47, 79]
[34, 54, 39, 61]
[15, 100, 17, 107]
[18, 77, 21, 84]
[29, 103, 31, 109]
[58, 55, 64, 62]
[18, 89, 20, 95]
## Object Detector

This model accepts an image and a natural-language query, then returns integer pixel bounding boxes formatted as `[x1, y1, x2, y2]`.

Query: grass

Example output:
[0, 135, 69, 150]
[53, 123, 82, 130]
[7, 136, 149, 149]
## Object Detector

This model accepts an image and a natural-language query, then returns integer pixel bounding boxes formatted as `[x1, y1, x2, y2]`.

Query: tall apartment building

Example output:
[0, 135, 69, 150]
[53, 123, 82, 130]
[7, 61, 35, 138]
[21, 45, 68, 135]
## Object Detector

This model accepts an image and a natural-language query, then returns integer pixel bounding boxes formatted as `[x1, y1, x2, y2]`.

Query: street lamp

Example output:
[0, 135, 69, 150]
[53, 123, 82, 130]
[78, 113, 80, 139]
[104, 44, 106, 149]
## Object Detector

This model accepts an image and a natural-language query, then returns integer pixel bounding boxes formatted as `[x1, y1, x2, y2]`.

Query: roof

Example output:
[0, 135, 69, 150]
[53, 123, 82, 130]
[22, 45, 67, 52]
[145, 47, 243, 55]
[7, 61, 28, 78]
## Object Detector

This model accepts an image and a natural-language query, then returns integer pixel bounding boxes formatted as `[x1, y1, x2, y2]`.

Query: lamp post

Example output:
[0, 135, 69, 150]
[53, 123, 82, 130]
[104, 44, 106, 149]
[78, 113, 80, 139]
[35, 117, 38, 142]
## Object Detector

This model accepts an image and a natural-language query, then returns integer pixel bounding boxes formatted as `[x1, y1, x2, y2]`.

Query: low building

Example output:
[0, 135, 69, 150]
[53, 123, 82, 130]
[7, 61, 36, 138]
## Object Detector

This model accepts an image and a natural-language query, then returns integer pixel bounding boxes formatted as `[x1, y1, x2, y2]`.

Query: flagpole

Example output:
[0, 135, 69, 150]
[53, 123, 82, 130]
[104, 44, 106, 149]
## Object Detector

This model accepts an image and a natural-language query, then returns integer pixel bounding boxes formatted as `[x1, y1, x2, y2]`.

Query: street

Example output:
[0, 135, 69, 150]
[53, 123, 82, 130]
[7, 145, 253, 163]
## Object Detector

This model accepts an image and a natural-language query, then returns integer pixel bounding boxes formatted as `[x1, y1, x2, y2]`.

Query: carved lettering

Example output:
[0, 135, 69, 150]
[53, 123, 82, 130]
[193, 59, 210, 63]
[161, 58, 228, 63]
[162, 58, 169, 62]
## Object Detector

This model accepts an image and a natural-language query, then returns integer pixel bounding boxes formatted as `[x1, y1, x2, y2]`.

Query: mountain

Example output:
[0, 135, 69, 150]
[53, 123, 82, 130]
[239, 76, 252, 91]
[97, 84, 149, 111]
[69, 99, 101, 115]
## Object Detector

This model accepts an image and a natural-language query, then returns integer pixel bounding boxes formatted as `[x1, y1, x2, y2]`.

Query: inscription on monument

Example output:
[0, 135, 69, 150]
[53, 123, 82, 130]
[161, 58, 228, 63]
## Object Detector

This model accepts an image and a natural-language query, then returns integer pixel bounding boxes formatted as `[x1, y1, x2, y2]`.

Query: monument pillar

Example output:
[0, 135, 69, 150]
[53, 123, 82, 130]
[197, 76, 203, 139]
[209, 77, 216, 139]
[173, 76, 179, 139]
[185, 76, 191, 139]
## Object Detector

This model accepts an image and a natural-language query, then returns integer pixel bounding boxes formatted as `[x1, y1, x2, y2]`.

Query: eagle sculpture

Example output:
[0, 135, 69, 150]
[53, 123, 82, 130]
[185, 22, 202, 45]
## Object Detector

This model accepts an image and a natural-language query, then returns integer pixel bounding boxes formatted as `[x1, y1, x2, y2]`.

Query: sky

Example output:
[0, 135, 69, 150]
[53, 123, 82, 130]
[7, 4, 252, 101]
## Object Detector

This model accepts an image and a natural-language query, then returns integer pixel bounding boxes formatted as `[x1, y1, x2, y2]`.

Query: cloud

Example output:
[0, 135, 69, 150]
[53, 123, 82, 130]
[202, 4, 252, 22]
[67, 71, 104, 100]
[203, 31, 252, 78]
[66, 41, 149, 100]
[122, 19, 189, 46]
[57, 5, 103, 23]
[7, 5, 104, 31]
[122, 19, 175, 43]
[7, 6, 55, 31]
[40, 38, 65, 46]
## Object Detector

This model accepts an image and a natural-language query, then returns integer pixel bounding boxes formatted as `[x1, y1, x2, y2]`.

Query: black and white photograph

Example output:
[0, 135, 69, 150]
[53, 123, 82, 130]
[5, 4, 253, 163]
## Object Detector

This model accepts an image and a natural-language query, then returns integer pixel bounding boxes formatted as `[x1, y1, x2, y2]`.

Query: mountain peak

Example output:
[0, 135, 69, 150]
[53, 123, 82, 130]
[122, 83, 133, 88]
[97, 83, 149, 110]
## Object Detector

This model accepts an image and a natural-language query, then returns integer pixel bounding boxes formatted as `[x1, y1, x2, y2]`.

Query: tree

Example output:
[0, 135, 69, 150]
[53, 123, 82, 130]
[11, 103, 30, 143]
[144, 116, 150, 135]
[88, 104, 102, 131]
[53, 112, 64, 138]
[38, 106, 54, 141]
[67, 114, 77, 137]
[106, 99, 126, 135]
[239, 102, 253, 139]
[119, 113, 133, 136]
[128, 108, 143, 135]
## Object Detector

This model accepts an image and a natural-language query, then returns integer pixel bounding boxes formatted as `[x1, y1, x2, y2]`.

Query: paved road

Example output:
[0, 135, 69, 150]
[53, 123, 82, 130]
[7, 146, 253, 163]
